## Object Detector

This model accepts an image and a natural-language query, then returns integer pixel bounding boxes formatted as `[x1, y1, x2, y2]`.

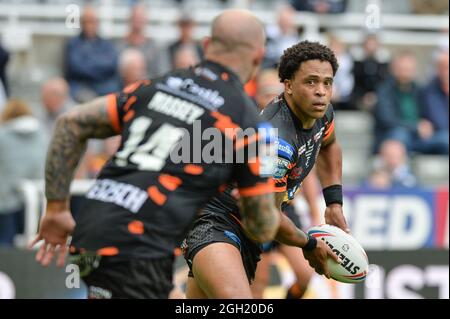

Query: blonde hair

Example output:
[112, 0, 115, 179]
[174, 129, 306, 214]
[1, 99, 33, 123]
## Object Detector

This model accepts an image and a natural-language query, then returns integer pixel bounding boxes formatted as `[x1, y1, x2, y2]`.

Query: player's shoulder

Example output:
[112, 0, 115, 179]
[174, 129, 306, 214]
[323, 103, 335, 122]
[233, 93, 261, 129]
[260, 95, 297, 162]
[122, 79, 153, 95]
[262, 95, 296, 136]
[211, 78, 261, 129]
[260, 94, 283, 121]
[260, 95, 295, 129]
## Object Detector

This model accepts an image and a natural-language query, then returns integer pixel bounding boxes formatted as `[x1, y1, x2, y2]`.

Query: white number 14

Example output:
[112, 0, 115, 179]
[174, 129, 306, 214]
[115, 116, 184, 171]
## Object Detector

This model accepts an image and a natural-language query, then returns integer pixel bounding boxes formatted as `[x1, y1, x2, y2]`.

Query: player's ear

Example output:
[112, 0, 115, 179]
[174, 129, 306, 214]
[284, 79, 293, 95]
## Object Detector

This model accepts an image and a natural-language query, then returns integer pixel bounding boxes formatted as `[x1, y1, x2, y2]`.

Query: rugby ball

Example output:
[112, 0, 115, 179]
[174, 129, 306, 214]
[308, 224, 369, 283]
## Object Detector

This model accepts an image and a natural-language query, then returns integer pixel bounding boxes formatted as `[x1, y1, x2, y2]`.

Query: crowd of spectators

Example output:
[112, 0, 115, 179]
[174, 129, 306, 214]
[0, 1, 448, 244]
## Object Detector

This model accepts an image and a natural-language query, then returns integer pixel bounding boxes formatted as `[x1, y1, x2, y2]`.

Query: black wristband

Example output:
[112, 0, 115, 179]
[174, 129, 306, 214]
[323, 184, 343, 207]
[303, 235, 317, 251]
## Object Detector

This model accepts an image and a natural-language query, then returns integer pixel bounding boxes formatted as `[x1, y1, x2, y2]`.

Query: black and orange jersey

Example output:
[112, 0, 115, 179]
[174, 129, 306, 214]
[261, 94, 334, 208]
[71, 60, 275, 259]
[202, 93, 335, 218]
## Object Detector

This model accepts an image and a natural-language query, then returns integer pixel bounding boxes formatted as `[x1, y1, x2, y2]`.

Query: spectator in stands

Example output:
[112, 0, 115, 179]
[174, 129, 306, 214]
[419, 49, 449, 154]
[168, 14, 203, 69]
[173, 45, 200, 69]
[254, 68, 284, 110]
[264, 5, 301, 69]
[352, 34, 390, 111]
[365, 167, 391, 189]
[290, 0, 348, 14]
[174, 0, 229, 7]
[119, 48, 147, 88]
[0, 99, 46, 246]
[328, 34, 354, 110]
[366, 139, 417, 189]
[0, 43, 9, 97]
[64, 5, 120, 103]
[410, 0, 449, 14]
[119, 3, 169, 78]
[373, 51, 425, 153]
[40, 78, 73, 143]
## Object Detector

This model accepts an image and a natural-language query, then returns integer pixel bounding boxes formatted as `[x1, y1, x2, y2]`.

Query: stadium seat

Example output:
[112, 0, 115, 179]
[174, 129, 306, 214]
[412, 155, 450, 187]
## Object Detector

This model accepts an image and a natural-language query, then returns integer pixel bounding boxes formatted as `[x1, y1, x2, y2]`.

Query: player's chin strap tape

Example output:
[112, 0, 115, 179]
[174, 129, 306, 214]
[303, 235, 317, 251]
[323, 184, 343, 207]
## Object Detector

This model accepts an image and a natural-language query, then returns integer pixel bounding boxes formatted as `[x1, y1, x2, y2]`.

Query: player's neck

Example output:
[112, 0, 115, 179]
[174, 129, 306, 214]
[205, 54, 251, 84]
[283, 93, 316, 129]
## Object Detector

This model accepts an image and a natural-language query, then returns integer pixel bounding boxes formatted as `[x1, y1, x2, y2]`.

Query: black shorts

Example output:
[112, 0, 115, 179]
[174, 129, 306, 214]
[182, 211, 262, 283]
[70, 254, 174, 299]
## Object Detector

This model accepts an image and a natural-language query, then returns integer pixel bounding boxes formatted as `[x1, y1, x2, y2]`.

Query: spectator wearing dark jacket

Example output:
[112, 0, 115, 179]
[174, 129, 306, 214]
[419, 50, 449, 154]
[352, 34, 390, 111]
[168, 14, 203, 70]
[290, 0, 347, 13]
[64, 6, 120, 103]
[374, 52, 425, 153]
[118, 3, 169, 79]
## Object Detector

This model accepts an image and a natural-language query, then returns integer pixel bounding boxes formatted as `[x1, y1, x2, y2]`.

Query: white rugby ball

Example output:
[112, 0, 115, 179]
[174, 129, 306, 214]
[308, 224, 369, 284]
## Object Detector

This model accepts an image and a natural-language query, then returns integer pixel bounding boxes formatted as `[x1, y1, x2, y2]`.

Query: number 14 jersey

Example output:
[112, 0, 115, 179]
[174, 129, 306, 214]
[71, 60, 275, 260]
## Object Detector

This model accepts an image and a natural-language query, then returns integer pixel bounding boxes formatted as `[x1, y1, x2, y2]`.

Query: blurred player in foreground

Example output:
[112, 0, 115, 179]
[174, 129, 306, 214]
[29, 9, 281, 299]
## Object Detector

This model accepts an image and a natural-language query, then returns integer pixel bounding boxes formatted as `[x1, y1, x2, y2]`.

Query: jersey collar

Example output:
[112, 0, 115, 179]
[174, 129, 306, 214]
[201, 60, 242, 86]
[280, 93, 314, 133]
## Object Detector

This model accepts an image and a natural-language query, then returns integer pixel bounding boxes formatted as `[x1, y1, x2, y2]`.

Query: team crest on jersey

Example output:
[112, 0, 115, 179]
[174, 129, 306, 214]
[273, 157, 290, 179]
[290, 167, 303, 179]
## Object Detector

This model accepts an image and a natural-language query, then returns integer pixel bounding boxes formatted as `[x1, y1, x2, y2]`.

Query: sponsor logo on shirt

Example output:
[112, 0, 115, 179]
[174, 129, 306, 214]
[86, 179, 148, 213]
[277, 139, 295, 160]
[166, 76, 224, 108]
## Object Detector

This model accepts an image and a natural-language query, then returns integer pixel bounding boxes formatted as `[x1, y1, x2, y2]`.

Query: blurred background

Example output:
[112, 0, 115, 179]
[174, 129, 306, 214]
[0, 0, 448, 299]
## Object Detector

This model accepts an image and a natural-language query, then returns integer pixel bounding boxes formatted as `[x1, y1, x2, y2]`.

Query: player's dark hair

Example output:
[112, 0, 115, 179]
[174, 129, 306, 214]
[278, 41, 339, 82]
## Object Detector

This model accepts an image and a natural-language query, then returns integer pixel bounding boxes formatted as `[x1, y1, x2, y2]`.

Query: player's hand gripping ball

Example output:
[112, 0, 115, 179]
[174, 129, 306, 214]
[308, 224, 369, 283]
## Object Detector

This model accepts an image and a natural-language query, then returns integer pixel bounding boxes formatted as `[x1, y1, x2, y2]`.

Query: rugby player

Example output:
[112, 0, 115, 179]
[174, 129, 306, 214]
[29, 10, 282, 299]
[250, 68, 321, 299]
[183, 41, 348, 299]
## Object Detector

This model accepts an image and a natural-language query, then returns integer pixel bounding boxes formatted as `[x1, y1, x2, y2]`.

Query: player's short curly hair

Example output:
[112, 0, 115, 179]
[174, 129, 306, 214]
[278, 41, 339, 82]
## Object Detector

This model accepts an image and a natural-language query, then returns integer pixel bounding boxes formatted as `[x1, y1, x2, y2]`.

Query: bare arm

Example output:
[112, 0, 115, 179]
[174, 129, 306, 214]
[275, 212, 309, 247]
[272, 191, 310, 247]
[45, 96, 117, 201]
[301, 170, 321, 225]
[240, 193, 280, 243]
[275, 191, 286, 211]
[274, 205, 339, 279]
[30, 96, 119, 267]
[316, 131, 349, 232]
[316, 131, 342, 188]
